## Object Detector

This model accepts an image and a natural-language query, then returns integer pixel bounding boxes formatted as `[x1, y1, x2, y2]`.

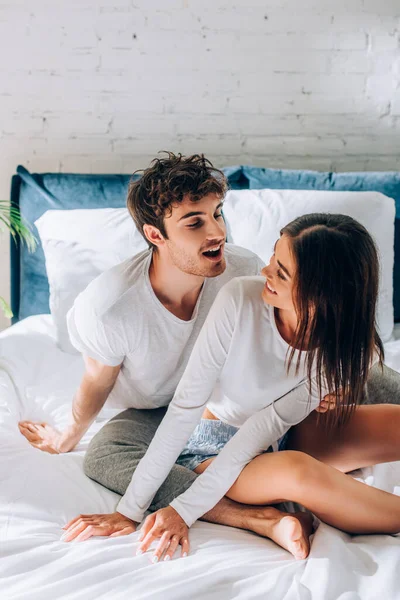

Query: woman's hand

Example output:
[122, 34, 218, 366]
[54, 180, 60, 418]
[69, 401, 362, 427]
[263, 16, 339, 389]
[137, 506, 190, 563]
[315, 391, 342, 413]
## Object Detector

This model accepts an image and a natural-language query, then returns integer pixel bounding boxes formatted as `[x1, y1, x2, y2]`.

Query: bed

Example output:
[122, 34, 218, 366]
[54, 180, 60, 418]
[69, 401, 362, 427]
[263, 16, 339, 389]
[2, 166, 400, 600]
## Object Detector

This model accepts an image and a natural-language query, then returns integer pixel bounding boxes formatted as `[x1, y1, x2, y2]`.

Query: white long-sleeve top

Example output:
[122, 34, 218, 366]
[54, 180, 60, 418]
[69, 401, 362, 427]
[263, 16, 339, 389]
[117, 276, 326, 526]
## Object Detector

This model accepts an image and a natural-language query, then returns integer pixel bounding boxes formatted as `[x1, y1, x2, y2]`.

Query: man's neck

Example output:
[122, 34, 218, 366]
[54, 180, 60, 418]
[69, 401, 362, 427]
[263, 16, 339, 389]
[149, 250, 205, 321]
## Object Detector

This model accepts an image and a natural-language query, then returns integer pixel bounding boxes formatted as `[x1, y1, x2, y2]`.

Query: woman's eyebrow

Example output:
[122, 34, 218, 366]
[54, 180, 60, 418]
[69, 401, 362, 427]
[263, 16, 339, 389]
[277, 260, 291, 278]
[273, 238, 291, 277]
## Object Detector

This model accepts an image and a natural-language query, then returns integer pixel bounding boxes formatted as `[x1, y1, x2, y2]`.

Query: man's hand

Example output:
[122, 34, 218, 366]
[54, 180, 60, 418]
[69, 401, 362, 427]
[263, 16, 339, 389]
[18, 421, 83, 454]
[137, 506, 189, 563]
[18, 357, 122, 455]
[61, 512, 137, 542]
[18, 421, 63, 454]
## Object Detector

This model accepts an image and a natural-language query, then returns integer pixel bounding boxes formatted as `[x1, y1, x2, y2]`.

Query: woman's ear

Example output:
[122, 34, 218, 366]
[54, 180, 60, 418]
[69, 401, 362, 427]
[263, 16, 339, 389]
[143, 224, 165, 249]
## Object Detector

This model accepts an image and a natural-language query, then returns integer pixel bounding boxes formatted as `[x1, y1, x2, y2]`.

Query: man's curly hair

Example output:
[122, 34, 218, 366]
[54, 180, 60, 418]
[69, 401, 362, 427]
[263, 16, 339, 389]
[127, 152, 228, 249]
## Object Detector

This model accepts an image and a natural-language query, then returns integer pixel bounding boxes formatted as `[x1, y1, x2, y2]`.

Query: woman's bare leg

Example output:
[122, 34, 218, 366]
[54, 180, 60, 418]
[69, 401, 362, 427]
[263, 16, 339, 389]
[226, 450, 400, 535]
[286, 404, 400, 472]
[195, 458, 314, 559]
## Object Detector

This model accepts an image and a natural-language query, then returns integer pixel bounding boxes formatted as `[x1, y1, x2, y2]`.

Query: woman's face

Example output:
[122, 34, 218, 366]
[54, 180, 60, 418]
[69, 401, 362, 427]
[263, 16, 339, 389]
[261, 234, 296, 311]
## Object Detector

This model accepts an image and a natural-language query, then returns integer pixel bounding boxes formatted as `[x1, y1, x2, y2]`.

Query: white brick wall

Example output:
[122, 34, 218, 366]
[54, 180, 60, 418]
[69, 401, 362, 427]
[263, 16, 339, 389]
[0, 0, 399, 330]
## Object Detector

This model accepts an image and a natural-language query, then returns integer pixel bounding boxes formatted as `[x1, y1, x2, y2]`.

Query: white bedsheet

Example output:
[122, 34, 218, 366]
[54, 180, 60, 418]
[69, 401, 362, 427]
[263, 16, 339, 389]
[1, 315, 400, 600]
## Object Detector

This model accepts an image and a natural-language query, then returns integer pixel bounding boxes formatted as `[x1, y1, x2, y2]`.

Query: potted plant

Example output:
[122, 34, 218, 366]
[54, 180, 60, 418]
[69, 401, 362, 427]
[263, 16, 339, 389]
[0, 200, 37, 318]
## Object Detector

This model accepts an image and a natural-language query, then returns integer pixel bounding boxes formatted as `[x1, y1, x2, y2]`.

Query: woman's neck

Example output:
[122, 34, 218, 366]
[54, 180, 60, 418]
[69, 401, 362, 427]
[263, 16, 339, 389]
[274, 307, 299, 346]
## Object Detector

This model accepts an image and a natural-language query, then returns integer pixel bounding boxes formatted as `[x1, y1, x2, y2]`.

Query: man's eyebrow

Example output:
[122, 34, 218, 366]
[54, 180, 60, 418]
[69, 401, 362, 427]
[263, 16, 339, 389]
[178, 202, 224, 222]
[178, 211, 204, 222]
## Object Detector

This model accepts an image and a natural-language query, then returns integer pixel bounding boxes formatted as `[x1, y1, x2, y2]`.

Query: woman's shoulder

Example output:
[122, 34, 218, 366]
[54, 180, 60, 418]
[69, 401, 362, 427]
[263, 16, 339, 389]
[217, 275, 265, 307]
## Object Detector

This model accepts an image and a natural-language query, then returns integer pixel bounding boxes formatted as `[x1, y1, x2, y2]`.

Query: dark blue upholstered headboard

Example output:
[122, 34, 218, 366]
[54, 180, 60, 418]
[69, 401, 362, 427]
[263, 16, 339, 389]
[10, 167, 132, 324]
[10, 165, 248, 324]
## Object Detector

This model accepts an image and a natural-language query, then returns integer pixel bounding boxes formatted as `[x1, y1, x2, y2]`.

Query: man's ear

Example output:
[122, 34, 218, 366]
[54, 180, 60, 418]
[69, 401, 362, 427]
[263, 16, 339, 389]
[143, 224, 165, 249]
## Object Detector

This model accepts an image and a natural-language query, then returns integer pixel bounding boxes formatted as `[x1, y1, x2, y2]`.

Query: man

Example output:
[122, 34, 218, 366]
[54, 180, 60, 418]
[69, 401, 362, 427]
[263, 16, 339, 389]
[19, 152, 314, 560]
[19, 152, 400, 560]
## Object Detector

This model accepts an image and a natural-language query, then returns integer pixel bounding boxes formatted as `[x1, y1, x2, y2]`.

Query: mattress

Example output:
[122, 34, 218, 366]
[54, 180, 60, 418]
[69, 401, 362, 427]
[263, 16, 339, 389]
[1, 315, 400, 600]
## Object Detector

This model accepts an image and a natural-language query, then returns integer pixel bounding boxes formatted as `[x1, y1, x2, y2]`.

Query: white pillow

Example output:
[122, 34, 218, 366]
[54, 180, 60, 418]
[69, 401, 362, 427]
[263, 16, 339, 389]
[223, 189, 395, 342]
[35, 208, 147, 354]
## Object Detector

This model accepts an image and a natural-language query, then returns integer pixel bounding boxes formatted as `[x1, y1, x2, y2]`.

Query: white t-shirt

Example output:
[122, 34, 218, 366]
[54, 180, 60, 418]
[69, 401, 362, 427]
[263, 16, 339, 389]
[67, 244, 264, 411]
[117, 276, 327, 525]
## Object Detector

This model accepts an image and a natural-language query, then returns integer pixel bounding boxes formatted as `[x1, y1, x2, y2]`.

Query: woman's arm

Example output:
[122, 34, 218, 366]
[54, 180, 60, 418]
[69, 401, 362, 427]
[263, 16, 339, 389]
[170, 376, 324, 527]
[116, 279, 240, 523]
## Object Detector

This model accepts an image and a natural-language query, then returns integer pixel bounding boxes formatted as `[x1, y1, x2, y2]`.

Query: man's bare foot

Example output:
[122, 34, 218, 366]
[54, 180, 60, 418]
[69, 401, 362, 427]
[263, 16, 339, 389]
[270, 513, 314, 560]
[245, 507, 314, 560]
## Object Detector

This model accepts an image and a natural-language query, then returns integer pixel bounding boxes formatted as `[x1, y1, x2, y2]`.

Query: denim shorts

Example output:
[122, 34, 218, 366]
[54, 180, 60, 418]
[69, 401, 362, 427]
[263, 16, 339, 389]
[176, 418, 290, 472]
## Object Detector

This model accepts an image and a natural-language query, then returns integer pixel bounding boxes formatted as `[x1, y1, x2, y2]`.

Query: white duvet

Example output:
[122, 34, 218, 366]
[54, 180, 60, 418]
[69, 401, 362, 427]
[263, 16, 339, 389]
[1, 316, 400, 600]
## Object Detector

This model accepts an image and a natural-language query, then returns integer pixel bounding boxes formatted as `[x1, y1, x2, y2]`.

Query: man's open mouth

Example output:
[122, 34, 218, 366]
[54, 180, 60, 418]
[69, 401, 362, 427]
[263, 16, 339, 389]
[202, 244, 223, 261]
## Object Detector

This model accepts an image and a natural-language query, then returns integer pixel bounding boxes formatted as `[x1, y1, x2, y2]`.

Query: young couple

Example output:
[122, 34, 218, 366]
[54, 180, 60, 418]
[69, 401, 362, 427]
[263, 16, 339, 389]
[19, 152, 400, 563]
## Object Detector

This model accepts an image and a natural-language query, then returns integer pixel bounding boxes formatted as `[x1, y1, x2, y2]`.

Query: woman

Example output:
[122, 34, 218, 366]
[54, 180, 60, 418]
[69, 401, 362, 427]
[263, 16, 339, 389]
[119, 213, 400, 562]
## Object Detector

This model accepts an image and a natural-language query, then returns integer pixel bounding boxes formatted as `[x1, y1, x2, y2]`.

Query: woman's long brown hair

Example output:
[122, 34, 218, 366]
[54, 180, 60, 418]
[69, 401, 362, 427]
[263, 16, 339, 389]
[282, 213, 384, 427]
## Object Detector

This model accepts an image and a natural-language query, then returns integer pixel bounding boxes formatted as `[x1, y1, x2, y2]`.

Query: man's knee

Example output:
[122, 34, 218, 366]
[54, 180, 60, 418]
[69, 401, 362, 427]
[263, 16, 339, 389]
[365, 364, 400, 405]
[83, 441, 138, 495]
[83, 444, 100, 481]
[81, 408, 198, 500]
[82, 425, 134, 492]
[82, 408, 155, 480]
[150, 465, 198, 512]
[82, 422, 111, 480]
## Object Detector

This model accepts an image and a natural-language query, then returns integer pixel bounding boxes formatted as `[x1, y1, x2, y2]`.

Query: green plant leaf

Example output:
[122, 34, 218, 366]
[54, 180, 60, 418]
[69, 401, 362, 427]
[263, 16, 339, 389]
[0, 297, 13, 319]
[0, 201, 37, 252]
[0, 202, 37, 319]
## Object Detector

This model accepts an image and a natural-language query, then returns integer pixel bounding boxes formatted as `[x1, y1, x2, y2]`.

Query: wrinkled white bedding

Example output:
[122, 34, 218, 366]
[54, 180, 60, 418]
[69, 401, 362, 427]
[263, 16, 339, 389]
[1, 315, 400, 600]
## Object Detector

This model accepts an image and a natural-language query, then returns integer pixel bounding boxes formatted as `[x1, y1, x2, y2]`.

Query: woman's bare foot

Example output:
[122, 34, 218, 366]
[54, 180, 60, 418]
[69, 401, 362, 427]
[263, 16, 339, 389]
[245, 507, 314, 560]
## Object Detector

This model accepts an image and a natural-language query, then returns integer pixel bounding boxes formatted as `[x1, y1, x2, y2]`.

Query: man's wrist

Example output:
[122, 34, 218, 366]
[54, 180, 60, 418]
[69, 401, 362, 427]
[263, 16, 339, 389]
[67, 413, 95, 438]
[57, 423, 87, 452]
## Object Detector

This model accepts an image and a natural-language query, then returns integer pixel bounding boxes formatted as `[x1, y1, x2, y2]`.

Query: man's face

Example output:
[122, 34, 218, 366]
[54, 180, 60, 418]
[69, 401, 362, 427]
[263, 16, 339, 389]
[163, 193, 227, 278]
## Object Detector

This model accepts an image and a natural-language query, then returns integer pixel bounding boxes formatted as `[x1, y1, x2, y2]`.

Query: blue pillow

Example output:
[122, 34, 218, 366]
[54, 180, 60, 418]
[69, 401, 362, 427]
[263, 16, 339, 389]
[242, 166, 400, 322]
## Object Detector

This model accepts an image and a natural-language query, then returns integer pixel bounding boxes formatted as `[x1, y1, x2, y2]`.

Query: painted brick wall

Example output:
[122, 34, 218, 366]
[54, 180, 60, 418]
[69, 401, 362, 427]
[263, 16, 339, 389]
[1, 0, 399, 329]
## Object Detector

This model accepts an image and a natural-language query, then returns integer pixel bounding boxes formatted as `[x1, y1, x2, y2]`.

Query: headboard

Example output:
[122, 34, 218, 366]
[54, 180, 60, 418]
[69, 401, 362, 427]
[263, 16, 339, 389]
[10, 164, 400, 323]
[10, 167, 132, 324]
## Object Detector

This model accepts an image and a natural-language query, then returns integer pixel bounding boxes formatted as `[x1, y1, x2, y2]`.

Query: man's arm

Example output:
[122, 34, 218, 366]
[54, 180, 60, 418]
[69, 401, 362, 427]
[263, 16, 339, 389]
[19, 356, 121, 454]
